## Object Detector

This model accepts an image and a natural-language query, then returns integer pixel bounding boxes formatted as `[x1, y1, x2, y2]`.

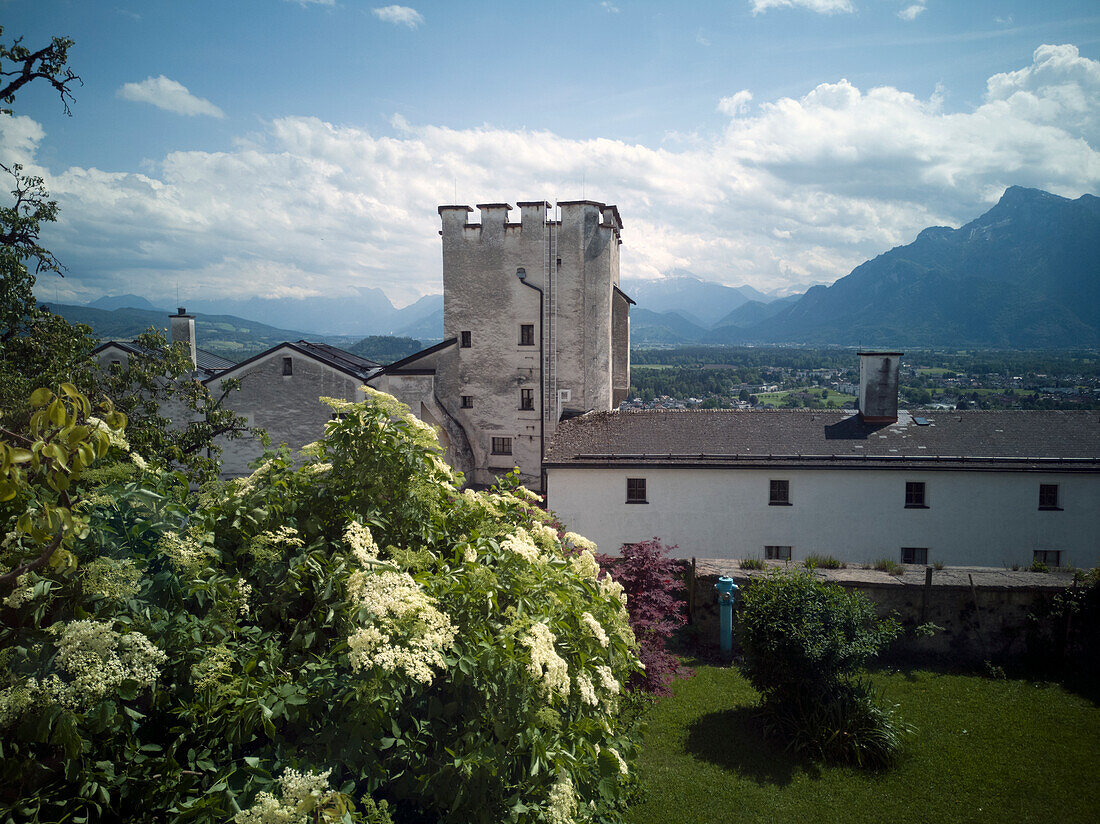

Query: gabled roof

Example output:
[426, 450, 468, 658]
[546, 409, 1100, 471]
[378, 338, 458, 375]
[92, 340, 235, 375]
[204, 340, 381, 385]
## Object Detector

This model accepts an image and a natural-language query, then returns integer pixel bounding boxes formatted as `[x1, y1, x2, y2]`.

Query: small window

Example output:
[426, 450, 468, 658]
[1033, 549, 1061, 567]
[769, 479, 790, 506]
[460, 331, 472, 348]
[491, 437, 512, 455]
[519, 324, 535, 346]
[282, 357, 293, 376]
[905, 481, 927, 508]
[1038, 484, 1060, 510]
[460, 395, 473, 409]
[626, 477, 647, 504]
[520, 388, 535, 411]
[901, 547, 928, 565]
[765, 545, 791, 561]
[110, 359, 122, 368]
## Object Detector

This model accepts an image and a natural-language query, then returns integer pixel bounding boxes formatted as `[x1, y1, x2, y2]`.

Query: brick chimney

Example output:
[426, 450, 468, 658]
[858, 351, 902, 423]
[169, 307, 197, 368]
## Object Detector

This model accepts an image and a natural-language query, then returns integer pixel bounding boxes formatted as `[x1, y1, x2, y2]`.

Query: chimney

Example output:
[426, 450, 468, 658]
[169, 307, 197, 368]
[858, 351, 902, 423]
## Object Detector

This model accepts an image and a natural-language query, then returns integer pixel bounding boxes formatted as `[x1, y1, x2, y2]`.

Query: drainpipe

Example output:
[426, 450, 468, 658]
[516, 268, 545, 492]
[715, 576, 738, 655]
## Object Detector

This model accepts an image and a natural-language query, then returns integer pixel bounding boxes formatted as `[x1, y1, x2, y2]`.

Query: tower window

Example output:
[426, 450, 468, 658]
[520, 388, 534, 410]
[769, 479, 790, 506]
[519, 324, 535, 346]
[461, 395, 473, 409]
[905, 482, 927, 508]
[282, 357, 293, 376]
[460, 331, 472, 348]
[491, 437, 512, 455]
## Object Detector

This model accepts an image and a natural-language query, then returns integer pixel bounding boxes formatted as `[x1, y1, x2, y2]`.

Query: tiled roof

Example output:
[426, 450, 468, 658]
[545, 409, 1100, 470]
[195, 349, 235, 371]
[291, 341, 380, 381]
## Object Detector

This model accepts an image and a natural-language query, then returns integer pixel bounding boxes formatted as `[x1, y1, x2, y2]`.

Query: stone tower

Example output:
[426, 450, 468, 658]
[372, 200, 632, 491]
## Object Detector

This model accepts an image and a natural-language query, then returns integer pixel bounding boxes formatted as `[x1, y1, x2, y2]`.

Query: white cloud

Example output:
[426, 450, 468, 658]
[24, 44, 1100, 307]
[117, 76, 225, 118]
[371, 5, 424, 28]
[287, 0, 336, 6]
[898, 4, 925, 21]
[717, 90, 753, 117]
[696, 29, 711, 47]
[601, 1, 621, 12]
[751, 0, 854, 15]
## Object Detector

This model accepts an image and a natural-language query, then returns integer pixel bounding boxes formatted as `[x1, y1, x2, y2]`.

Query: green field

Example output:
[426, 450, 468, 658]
[628, 665, 1100, 824]
[756, 388, 855, 407]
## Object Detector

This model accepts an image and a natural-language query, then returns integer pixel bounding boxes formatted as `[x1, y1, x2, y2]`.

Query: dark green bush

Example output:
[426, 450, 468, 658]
[736, 569, 906, 767]
[803, 553, 844, 570]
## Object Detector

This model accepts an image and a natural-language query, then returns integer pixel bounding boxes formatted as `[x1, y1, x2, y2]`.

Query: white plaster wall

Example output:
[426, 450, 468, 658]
[547, 466, 1100, 567]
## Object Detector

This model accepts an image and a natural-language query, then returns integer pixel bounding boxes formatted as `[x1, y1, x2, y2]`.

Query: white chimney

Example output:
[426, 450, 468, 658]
[858, 351, 902, 423]
[169, 307, 197, 368]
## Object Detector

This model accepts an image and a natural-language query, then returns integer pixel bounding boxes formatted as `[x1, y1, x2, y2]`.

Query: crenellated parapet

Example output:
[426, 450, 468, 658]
[438, 200, 622, 243]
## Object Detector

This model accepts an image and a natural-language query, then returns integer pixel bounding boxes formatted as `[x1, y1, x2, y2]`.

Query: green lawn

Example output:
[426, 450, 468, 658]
[628, 665, 1100, 824]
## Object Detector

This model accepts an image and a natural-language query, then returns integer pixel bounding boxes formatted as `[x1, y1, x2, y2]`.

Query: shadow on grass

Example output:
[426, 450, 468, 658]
[684, 706, 822, 786]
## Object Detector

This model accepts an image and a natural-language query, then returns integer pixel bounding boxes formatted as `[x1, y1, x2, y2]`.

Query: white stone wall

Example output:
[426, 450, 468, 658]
[546, 465, 1100, 568]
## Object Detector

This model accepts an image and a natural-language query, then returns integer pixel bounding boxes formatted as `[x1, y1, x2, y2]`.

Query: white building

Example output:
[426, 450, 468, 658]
[545, 352, 1100, 568]
[370, 200, 632, 490]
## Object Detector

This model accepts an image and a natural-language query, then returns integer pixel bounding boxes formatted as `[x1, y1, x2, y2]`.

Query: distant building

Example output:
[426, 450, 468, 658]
[546, 352, 1100, 568]
[369, 200, 632, 490]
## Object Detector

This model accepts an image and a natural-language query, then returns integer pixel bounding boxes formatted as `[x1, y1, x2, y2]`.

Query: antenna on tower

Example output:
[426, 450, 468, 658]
[454, 178, 457, 203]
[582, 170, 586, 200]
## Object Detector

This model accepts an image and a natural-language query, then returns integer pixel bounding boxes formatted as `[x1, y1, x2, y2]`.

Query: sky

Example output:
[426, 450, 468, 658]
[4, 0, 1100, 308]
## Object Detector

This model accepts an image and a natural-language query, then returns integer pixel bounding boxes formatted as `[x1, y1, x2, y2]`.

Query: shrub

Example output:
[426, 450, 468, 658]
[597, 538, 689, 695]
[736, 569, 906, 767]
[803, 553, 844, 570]
[1029, 559, 1049, 573]
[740, 557, 766, 571]
[0, 387, 643, 823]
[871, 558, 905, 575]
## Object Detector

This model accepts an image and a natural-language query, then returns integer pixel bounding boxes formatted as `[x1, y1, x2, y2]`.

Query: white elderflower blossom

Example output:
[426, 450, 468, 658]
[595, 665, 621, 696]
[157, 528, 215, 574]
[234, 767, 338, 824]
[2, 573, 37, 608]
[606, 746, 629, 776]
[575, 671, 598, 706]
[346, 570, 457, 685]
[563, 532, 596, 553]
[305, 461, 332, 475]
[546, 771, 577, 824]
[238, 578, 253, 617]
[87, 416, 129, 451]
[501, 528, 541, 563]
[580, 612, 609, 648]
[344, 521, 378, 565]
[0, 682, 36, 728]
[463, 544, 477, 564]
[599, 575, 628, 607]
[247, 526, 304, 563]
[83, 557, 142, 600]
[129, 452, 147, 471]
[48, 620, 166, 710]
[530, 523, 560, 552]
[570, 549, 601, 580]
[234, 459, 275, 495]
[522, 622, 570, 700]
[191, 644, 236, 694]
[515, 485, 544, 504]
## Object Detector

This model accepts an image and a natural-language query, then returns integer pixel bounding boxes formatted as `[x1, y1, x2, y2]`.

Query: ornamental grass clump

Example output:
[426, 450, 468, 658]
[736, 568, 907, 768]
[0, 386, 643, 823]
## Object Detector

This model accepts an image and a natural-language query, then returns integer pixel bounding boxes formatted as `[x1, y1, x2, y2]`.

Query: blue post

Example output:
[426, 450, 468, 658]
[715, 576, 738, 654]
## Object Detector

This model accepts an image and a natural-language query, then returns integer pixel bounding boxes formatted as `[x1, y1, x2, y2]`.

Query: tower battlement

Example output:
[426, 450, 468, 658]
[438, 200, 622, 242]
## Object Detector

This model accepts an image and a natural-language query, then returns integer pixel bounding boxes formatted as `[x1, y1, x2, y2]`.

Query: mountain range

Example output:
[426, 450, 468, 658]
[58, 186, 1098, 351]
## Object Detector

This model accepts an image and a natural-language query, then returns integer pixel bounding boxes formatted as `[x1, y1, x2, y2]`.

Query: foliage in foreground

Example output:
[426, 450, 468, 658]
[736, 569, 905, 768]
[597, 539, 688, 696]
[0, 386, 642, 823]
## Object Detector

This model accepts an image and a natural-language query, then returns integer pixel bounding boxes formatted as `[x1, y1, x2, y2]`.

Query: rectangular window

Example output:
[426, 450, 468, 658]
[626, 477, 647, 504]
[901, 547, 928, 565]
[765, 545, 792, 561]
[519, 324, 535, 346]
[460, 331, 472, 348]
[460, 395, 473, 409]
[1038, 484, 1060, 510]
[769, 479, 790, 506]
[520, 388, 534, 410]
[1033, 549, 1061, 567]
[282, 357, 293, 376]
[905, 481, 927, 508]
[491, 437, 512, 455]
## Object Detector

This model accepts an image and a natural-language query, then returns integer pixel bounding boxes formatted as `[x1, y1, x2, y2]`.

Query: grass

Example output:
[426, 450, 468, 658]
[628, 664, 1100, 824]
[803, 553, 845, 570]
[869, 558, 905, 575]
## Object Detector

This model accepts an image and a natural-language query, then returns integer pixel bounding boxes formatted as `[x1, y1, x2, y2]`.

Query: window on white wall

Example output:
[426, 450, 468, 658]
[282, 357, 293, 376]
[1033, 549, 1061, 567]
[905, 482, 927, 508]
[900, 547, 928, 565]
[765, 545, 791, 561]
[769, 479, 790, 506]
[1038, 484, 1061, 510]
[626, 478, 647, 504]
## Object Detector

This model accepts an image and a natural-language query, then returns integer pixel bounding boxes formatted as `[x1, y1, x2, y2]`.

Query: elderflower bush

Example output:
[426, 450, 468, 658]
[0, 386, 642, 824]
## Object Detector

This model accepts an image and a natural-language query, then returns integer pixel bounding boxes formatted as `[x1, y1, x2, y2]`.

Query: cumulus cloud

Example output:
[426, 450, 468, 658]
[371, 5, 424, 28]
[898, 4, 925, 21]
[117, 76, 225, 118]
[751, 0, 854, 15]
[23, 44, 1100, 306]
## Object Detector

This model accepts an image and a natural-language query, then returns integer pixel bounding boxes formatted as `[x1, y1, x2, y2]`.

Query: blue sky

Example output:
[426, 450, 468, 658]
[4, 0, 1099, 307]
